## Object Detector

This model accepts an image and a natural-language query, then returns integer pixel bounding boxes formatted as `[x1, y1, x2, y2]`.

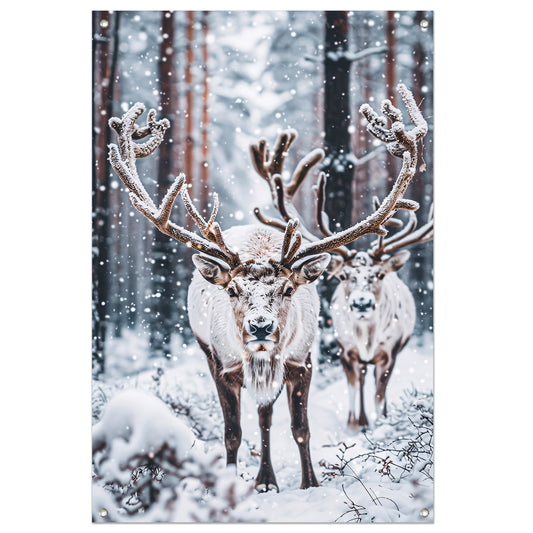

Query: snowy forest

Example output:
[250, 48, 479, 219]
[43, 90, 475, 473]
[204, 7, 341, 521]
[92, 10, 434, 523]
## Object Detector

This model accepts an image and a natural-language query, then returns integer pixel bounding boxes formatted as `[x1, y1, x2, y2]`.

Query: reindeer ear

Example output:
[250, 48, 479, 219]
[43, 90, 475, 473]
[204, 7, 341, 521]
[192, 254, 232, 286]
[381, 250, 411, 274]
[291, 253, 331, 285]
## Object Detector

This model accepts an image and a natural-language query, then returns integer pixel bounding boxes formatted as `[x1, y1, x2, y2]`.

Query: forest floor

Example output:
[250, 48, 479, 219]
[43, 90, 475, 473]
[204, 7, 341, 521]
[92, 331, 434, 523]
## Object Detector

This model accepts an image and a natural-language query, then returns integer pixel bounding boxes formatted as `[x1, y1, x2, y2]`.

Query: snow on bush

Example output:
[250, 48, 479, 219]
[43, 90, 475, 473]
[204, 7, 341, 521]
[318, 388, 434, 522]
[92, 389, 257, 522]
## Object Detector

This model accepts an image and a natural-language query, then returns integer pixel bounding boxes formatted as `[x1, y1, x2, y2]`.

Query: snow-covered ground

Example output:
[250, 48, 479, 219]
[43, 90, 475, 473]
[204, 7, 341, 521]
[92, 331, 433, 523]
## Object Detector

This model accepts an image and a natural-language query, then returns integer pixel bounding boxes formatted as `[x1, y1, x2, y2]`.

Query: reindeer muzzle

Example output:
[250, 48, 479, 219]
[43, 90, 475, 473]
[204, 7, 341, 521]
[350, 298, 375, 315]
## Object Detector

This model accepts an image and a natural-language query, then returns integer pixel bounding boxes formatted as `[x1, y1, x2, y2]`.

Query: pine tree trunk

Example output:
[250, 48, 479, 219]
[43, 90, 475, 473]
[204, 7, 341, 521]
[185, 11, 195, 224]
[107, 12, 124, 339]
[384, 11, 398, 195]
[92, 10, 113, 377]
[150, 10, 178, 359]
[322, 11, 355, 232]
[319, 11, 356, 363]
[411, 11, 433, 341]
[200, 11, 210, 217]
[385, 11, 397, 103]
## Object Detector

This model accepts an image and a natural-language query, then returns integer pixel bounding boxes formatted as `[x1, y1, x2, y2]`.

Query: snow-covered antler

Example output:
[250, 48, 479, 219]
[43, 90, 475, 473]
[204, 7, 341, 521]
[312, 171, 357, 262]
[369, 202, 434, 261]
[250, 85, 426, 268]
[289, 85, 426, 266]
[359, 82, 427, 166]
[250, 131, 365, 265]
[250, 130, 324, 243]
[108, 103, 240, 267]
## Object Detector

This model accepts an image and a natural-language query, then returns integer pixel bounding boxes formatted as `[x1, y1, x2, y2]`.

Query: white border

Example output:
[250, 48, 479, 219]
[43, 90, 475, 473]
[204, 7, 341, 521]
[3, 2, 531, 531]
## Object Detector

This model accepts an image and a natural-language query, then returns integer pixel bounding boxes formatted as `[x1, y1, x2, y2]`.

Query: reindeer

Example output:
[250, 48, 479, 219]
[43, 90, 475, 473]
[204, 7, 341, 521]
[251, 84, 430, 432]
[327, 204, 433, 431]
[107, 89, 419, 492]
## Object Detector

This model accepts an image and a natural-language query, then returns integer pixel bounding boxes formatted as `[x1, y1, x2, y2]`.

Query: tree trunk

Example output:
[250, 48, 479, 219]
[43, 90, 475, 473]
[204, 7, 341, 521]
[184, 11, 195, 226]
[411, 11, 433, 341]
[92, 10, 113, 377]
[150, 10, 178, 359]
[318, 11, 356, 363]
[200, 11, 210, 217]
[384, 11, 398, 197]
[412, 10, 427, 214]
[322, 11, 355, 233]
[107, 12, 124, 339]
[385, 11, 397, 103]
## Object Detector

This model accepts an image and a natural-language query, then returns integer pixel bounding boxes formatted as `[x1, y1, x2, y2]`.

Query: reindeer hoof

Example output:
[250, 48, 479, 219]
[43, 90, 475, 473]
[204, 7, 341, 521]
[255, 482, 279, 493]
[255, 467, 279, 493]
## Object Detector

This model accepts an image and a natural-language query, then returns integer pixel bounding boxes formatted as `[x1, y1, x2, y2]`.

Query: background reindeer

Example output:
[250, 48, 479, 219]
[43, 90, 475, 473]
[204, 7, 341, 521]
[328, 205, 433, 431]
[251, 84, 430, 432]
[108, 87, 420, 492]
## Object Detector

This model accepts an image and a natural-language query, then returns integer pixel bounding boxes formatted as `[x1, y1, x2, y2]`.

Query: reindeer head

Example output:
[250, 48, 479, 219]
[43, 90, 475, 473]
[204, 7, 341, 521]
[192, 253, 330, 354]
[333, 251, 410, 320]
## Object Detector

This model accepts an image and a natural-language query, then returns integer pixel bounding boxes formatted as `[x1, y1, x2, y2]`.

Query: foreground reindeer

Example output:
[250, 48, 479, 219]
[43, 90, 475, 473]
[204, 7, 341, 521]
[251, 84, 430, 432]
[108, 93, 418, 491]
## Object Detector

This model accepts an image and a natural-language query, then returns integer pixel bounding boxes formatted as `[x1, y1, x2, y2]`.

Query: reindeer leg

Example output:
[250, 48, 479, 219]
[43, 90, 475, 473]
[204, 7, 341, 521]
[205, 352, 243, 465]
[255, 402, 279, 492]
[341, 349, 369, 431]
[357, 361, 369, 428]
[374, 351, 395, 418]
[340, 348, 358, 431]
[285, 355, 320, 489]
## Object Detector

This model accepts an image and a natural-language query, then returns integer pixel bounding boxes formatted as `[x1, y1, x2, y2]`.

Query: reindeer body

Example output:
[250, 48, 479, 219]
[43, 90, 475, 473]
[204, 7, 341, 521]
[188, 224, 325, 490]
[332, 271, 415, 363]
[188, 224, 320, 405]
[331, 252, 416, 430]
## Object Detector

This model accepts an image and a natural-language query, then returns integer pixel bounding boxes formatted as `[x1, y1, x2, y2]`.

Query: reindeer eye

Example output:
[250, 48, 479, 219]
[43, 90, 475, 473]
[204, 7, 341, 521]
[377, 272, 385, 280]
[283, 286, 294, 297]
[227, 287, 238, 297]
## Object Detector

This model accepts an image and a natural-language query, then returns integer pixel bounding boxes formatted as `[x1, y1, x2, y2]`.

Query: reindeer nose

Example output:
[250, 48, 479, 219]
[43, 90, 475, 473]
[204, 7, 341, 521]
[350, 296, 373, 312]
[248, 319, 275, 340]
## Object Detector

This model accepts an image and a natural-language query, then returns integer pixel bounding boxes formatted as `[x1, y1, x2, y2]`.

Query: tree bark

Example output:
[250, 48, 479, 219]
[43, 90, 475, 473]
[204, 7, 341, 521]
[200, 11, 210, 217]
[385, 11, 397, 103]
[322, 11, 355, 232]
[150, 10, 178, 359]
[92, 10, 113, 377]
[318, 11, 356, 363]
[184, 11, 195, 227]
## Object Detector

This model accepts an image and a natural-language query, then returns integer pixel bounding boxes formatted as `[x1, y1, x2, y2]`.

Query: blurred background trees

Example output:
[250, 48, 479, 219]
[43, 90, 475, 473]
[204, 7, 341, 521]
[92, 10, 433, 377]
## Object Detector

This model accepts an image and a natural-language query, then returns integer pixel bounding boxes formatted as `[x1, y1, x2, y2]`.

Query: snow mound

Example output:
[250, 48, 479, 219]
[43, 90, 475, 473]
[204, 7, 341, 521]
[93, 389, 195, 484]
[92, 389, 257, 522]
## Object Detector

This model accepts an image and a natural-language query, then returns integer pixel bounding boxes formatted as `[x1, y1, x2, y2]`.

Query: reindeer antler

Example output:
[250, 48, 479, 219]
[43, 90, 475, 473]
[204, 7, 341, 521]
[360, 83, 427, 166]
[250, 130, 324, 243]
[312, 171, 357, 262]
[359, 83, 431, 262]
[108, 103, 240, 267]
[250, 131, 358, 263]
[250, 85, 426, 269]
[282, 84, 426, 266]
[369, 203, 434, 260]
